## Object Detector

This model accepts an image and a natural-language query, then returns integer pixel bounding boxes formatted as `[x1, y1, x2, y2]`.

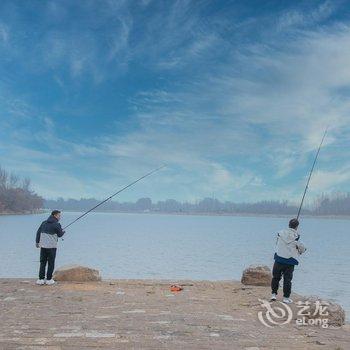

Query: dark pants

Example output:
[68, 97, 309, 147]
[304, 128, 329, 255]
[271, 261, 295, 298]
[39, 248, 57, 280]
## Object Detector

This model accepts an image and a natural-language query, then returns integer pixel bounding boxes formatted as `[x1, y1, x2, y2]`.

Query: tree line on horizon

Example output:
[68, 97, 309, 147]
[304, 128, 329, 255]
[1, 164, 349, 216]
[44, 197, 302, 215]
[44, 193, 350, 216]
[0, 166, 43, 214]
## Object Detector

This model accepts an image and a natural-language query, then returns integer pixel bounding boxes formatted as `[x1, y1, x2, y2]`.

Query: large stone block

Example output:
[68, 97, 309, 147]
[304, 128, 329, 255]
[53, 265, 101, 282]
[293, 296, 346, 327]
[241, 265, 271, 286]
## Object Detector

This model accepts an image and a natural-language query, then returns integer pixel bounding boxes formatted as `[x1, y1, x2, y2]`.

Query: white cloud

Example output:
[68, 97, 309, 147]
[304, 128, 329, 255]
[0, 22, 9, 43]
[309, 167, 350, 193]
[277, 1, 335, 30]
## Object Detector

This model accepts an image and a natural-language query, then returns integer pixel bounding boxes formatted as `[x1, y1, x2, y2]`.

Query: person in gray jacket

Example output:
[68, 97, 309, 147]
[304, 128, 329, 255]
[271, 218, 306, 304]
[35, 210, 65, 285]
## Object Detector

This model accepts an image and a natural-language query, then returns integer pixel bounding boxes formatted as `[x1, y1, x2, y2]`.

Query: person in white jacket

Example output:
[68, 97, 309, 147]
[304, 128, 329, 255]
[271, 218, 306, 304]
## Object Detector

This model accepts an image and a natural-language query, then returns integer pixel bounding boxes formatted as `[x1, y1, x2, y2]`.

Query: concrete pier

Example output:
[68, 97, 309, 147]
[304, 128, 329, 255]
[0, 279, 348, 349]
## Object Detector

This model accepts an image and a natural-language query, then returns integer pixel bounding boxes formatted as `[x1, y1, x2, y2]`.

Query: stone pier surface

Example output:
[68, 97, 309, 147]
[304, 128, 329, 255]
[0, 279, 348, 349]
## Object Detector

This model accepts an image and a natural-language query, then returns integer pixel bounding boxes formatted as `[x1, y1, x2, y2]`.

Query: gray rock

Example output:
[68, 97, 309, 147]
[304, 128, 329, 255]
[53, 265, 101, 282]
[241, 265, 271, 286]
[293, 296, 345, 328]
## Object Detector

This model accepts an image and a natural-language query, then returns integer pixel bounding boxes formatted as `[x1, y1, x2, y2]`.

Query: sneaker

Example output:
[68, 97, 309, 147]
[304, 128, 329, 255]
[283, 297, 293, 304]
[36, 279, 45, 285]
[46, 279, 56, 286]
[270, 293, 277, 301]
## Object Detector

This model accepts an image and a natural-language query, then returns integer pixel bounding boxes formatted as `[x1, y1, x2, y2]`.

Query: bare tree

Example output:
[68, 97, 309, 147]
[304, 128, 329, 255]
[0, 167, 8, 189]
[0, 165, 43, 214]
[9, 173, 19, 188]
[22, 177, 31, 191]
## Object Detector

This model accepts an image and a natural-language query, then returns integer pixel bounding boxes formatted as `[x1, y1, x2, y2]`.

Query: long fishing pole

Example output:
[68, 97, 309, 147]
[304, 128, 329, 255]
[63, 165, 166, 230]
[296, 127, 328, 220]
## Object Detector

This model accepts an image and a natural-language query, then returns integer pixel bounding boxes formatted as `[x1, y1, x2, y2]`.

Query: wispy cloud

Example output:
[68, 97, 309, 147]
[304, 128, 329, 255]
[277, 0, 335, 30]
[0, 22, 8, 43]
[309, 167, 350, 198]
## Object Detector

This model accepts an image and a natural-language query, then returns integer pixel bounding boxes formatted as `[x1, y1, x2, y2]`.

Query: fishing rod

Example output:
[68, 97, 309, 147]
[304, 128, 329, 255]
[63, 165, 166, 230]
[296, 127, 328, 220]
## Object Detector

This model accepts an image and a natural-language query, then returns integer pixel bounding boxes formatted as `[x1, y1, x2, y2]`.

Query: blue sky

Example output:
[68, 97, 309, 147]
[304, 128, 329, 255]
[0, 0, 349, 203]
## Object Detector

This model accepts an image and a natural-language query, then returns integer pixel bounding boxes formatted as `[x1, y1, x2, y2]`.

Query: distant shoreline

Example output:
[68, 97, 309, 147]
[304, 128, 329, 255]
[2, 208, 350, 220]
[0, 210, 45, 216]
[39, 209, 350, 220]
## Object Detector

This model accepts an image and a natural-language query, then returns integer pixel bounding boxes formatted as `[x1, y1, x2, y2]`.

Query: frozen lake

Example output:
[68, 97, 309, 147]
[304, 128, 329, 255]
[0, 212, 349, 318]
